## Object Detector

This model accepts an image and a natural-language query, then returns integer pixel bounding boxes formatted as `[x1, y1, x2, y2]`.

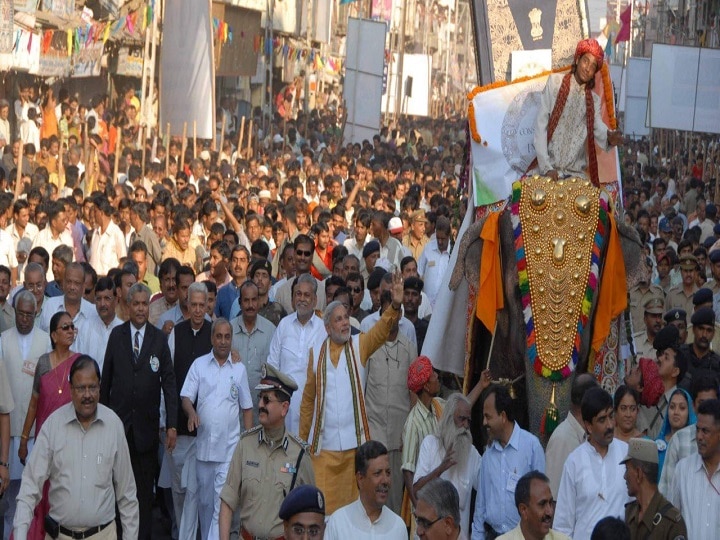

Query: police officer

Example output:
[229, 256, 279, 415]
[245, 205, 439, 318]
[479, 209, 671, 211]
[629, 276, 665, 335]
[633, 297, 665, 359]
[664, 309, 688, 344]
[218, 364, 315, 540]
[279, 485, 327, 540]
[623, 438, 687, 540]
[686, 288, 720, 351]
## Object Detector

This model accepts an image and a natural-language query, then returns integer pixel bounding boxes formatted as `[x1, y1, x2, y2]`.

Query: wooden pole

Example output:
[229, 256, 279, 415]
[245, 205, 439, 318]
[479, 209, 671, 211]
[246, 119, 253, 159]
[180, 122, 188, 173]
[165, 122, 170, 178]
[217, 119, 225, 167]
[113, 127, 122, 185]
[141, 126, 147, 176]
[238, 116, 245, 158]
[86, 145, 96, 195]
[193, 120, 197, 160]
[14, 142, 24, 201]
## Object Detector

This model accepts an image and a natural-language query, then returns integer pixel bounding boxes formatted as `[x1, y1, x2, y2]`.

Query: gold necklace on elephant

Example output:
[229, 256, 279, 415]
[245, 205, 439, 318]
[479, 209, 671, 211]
[510, 176, 610, 380]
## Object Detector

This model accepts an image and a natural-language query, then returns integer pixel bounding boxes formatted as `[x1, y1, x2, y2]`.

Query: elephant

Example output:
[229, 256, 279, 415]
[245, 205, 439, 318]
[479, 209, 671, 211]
[449, 176, 648, 442]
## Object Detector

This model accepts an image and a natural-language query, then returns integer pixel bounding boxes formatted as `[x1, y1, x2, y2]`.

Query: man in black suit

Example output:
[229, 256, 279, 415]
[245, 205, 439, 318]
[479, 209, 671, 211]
[100, 282, 178, 540]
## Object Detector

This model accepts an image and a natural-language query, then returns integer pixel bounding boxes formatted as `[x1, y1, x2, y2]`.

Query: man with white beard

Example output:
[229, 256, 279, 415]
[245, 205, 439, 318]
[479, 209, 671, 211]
[413, 393, 481, 535]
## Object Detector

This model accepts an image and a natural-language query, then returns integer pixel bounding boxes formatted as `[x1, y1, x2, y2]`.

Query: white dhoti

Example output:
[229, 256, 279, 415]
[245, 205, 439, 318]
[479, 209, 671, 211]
[196, 460, 230, 540]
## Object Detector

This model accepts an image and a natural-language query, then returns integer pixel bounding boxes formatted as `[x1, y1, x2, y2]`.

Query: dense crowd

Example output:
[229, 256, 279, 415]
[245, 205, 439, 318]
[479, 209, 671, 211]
[0, 76, 718, 540]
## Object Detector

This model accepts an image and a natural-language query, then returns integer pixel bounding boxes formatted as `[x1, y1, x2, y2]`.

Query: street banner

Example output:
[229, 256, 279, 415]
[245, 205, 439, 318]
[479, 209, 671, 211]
[0, 0, 12, 54]
[38, 30, 71, 77]
[71, 41, 103, 78]
[160, 0, 215, 139]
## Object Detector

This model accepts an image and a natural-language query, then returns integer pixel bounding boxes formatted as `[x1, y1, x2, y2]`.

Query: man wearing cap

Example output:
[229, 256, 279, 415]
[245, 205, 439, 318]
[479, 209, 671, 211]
[666, 255, 699, 316]
[632, 297, 665, 359]
[664, 309, 688, 344]
[403, 210, 429, 261]
[679, 306, 720, 390]
[533, 38, 622, 183]
[388, 217, 406, 244]
[686, 287, 720, 351]
[280, 485, 326, 540]
[219, 364, 315, 540]
[629, 278, 665, 335]
[299, 272, 405, 514]
[230, 281, 275, 423]
[623, 438, 687, 539]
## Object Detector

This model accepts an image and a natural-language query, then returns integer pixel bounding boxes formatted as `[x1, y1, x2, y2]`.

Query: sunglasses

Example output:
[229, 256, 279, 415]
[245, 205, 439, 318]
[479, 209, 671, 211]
[350, 287, 363, 294]
[258, 393, 283, 405]
[59, 323, 75, 331]
[295, 249, 312, 257]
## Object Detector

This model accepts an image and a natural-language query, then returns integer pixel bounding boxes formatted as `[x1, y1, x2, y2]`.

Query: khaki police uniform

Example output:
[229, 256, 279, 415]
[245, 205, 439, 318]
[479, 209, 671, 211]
[625, 491, 687, 540]
[665, 286, 697, 319]
[220, 426, 315, 539]
[629, 284, 665, 333]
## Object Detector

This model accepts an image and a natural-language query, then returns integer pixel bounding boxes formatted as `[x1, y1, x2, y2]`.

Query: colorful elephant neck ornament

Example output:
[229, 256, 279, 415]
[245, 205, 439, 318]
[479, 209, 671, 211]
[510, 176, 610, 380]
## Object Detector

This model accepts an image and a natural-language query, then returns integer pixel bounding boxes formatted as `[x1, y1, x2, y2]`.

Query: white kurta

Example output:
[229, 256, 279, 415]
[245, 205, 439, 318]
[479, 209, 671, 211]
[414, 434, 481, 534]
[325, 499, 407, 539]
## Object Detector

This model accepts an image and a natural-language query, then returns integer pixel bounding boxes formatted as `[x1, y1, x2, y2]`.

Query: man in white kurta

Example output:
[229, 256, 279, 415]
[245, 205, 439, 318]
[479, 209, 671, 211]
[267, 275, 326, 435]
[325, 441, 407, 539]
[180, 319, 253, 540]
[300, 274, 404, 515]
[0, 292, 50, 535]
[414, 394, 481, 535]
[554, 388, 630, 539]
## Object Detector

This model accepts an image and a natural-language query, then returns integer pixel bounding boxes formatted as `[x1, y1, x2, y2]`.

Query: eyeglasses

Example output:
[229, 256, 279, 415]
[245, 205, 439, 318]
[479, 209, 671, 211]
[258, 393, 283, 405]
[290, 525, 323, 538]
[349, 287, 363, 294]
[16, 309, 34, 320]
[72, 384, 99, 395]
[295, 249, 312, 257]
[59, 323, 76, 332]
[414, 514, 443, 531]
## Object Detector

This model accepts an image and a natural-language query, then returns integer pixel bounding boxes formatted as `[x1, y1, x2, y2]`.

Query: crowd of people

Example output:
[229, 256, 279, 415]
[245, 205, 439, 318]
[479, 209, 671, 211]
[0, 37, 719, 540]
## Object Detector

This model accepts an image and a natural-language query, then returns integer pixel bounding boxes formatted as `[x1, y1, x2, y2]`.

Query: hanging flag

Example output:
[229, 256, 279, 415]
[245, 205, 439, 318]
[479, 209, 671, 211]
[615, 5, 631, 43]
[604, 35, 613, 61]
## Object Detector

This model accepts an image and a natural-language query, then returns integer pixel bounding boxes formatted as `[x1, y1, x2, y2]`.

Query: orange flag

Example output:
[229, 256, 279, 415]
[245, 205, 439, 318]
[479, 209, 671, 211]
[476, 211, 504, 332]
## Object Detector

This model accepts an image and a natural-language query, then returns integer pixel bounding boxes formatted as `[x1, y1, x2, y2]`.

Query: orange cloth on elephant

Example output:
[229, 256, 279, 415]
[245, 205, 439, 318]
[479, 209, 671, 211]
[476, 211, 504, 332]
[591, 210, 628, 352]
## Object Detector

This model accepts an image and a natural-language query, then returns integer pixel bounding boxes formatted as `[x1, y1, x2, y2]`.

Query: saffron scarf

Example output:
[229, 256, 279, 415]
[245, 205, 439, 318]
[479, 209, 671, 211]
[308, 338, 370, 455]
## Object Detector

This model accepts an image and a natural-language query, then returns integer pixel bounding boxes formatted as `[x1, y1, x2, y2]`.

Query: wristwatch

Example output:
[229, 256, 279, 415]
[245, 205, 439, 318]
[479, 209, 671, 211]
[0, 461, 8, 468]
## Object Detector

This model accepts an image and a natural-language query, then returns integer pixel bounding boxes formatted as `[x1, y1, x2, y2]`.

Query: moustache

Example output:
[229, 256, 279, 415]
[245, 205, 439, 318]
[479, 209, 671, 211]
[259, 407, 269, 415]
[81, 398, 94, 405]
[605, 429, 614, 437]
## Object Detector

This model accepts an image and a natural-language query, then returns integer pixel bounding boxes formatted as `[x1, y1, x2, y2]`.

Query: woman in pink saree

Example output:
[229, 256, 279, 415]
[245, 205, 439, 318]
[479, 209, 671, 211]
[16, 311, 81, 540]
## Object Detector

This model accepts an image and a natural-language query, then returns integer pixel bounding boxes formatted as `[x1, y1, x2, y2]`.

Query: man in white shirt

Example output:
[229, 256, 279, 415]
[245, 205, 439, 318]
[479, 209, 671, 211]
[418, 216, 452, 308]
[74, 277, 123, 371]
[39, 262, 99, 335]
[360, 271, 417, 347]
[5, 200, 39, 253]
[545, 373, 598, 496]
[90, 196, 127, 277]
[267, 274, 326, 435]
[669, 398, 720, 540]
[181, 318, 253, 540]
[413, 393, 481, 535]
[325, 441, 407, 539]
[30, 200, 74, 282]
[554, 387, 630, 539]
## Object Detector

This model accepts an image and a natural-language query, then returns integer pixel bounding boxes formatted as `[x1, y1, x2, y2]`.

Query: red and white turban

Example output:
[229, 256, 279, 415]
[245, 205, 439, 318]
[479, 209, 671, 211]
[574, 38, 604, 66]
[408, 355, 433, 393]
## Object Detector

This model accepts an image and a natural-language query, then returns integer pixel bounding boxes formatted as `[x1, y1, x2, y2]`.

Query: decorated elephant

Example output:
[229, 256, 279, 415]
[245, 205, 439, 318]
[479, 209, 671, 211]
[447, 175, 647, 439]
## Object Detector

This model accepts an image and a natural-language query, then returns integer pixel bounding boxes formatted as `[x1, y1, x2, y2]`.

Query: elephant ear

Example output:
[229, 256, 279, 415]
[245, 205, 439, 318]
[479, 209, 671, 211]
[449, 218, 486, 290]
[616, 220, 649, 287]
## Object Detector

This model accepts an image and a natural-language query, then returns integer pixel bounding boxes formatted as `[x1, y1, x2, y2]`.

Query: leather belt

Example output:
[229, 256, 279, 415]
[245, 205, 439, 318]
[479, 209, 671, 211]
[58, 521, 112, 539]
